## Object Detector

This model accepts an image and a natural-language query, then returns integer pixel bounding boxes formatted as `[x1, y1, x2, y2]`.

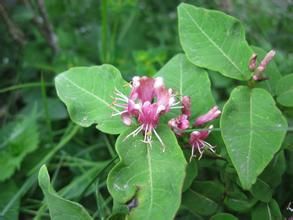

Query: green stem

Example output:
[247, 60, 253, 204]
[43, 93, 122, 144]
[101, 0, 108, 63]
[41, 73, 53, 143]
[0, 82, 53, 93]
[28, 124, 79, 175]
[103, 134, 116, 158]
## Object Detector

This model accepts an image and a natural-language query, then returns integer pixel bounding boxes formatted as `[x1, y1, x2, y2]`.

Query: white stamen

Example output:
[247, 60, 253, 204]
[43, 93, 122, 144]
[153, 128, 165, 152]
[190, 145, 195, 162]
[171, 100, 180, 106]
[113, 103, 127, 108]
[144, 124, 149, 143]
[197, 142, 204, 160]
[112, 110, 127, 116]
[114, 88, 129, 100]
[115, 97, 128, 103]
[133, 125, 144, 136]
[123, 125, 144, 142]
[170, 106, 183, 109]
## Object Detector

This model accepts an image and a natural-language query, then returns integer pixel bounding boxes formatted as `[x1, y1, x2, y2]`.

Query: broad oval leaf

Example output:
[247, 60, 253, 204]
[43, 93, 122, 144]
[38, 165, 92, 220]
[55, 65, 128, 134]
[210, 213, 238, 220]
[178, 3, 253, 80]
[156, 54, 215, 118]
[221, 86, 287, 189]
[276, 73, 293, 107]
[251, 200, 282, 220]
[259, 150, 286, 188]
[182, 189, 218, 216]
[107, 125, 186, 220]
[250, 179, 272, 202]
[224, 195, 257, 213]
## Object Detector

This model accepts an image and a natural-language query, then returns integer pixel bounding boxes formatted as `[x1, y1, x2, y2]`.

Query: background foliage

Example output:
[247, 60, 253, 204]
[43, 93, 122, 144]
[0, 0, 292, 219]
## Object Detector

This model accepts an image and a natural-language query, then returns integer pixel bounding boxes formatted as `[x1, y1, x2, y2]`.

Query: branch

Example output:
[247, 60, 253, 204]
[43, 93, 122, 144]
[0, 3, 26, 46]
[35, 0, 59, 54]
[24, 0, 59, 54]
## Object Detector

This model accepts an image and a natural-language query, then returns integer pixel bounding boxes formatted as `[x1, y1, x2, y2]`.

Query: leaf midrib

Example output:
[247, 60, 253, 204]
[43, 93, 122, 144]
[60, 75, 119, 112]
[246, 91, 253, 185]
[146, 146, 154, 219]
[182, 6, 243, 76]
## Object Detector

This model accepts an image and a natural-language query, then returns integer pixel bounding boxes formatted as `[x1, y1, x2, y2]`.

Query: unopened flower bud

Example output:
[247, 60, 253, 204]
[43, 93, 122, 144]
[194, 106, 221, 127]
[253, 49, 275, 81]
[249, 53, 257, 71]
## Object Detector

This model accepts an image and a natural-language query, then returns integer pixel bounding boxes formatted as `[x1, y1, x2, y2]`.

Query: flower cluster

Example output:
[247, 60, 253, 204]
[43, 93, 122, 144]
[112, 76, 221, 159]
[112, 76, 181, 149]
[168, 97, 221, 160]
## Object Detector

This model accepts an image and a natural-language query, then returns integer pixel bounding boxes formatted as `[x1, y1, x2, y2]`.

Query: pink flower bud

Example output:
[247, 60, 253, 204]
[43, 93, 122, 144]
[182, 96, 191, 118]
[194, 106, 221, 127]
[249, 53, 257, 71]
[253, 49, 276, 81]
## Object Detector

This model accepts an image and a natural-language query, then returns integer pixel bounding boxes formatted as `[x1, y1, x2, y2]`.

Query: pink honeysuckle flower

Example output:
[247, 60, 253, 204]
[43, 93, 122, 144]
[189, 125, 215, 161]
[194, 106, 221, 127]
[112, 76, 180, 149]
[249, 53, 257, 71]
[168, 101, 221, 160]
[168, 114, 190, 136]
[168, 96, 191, 135]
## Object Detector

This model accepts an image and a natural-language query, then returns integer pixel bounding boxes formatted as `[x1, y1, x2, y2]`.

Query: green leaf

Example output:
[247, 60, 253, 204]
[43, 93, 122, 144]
[221, 86, 287, 189]
[182, 189, 218, 216]
[251, 200, 282, 220]
[250, 179, 272, 202]
[38, 165, 92, 220]
[182, 150, 198, 192]
[276, 73, 293, 107]
[55, 65, 129, 134]
[224, 194, 257, 213]
[178, 3, 253, 80]
[0, 181, 20, 220]
[191, 181, 225, 203]
[210, 213, 238, 220]
[252, 46, 282, 95]
[156, 54, 215, 118]
[0, 115, 39, 181]
[107, 125, 186, 220]
[260, 151, 286, 188]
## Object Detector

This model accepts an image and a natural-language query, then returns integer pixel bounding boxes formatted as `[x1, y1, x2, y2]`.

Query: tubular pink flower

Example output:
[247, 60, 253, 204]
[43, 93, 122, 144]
[249, 53, 257, 71]
[182, 96, 191, 118]
[253, 49, 276, 81]
[168, 114, 190, 136]
[112, 76, 180, 148]
[194, 106, 221, 127]
[189, 125, 215, 160]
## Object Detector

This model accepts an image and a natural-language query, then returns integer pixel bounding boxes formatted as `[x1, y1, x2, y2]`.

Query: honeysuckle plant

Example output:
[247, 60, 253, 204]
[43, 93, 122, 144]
[38, 2, 291, 220]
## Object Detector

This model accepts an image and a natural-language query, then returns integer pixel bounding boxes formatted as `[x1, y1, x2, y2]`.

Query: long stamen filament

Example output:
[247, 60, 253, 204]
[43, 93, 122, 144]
[152, 128, 165, 152]
[112, 110, 127, 116]
[113, 103, 127, 108]
[114, 88, 129, 100]
[123, 125, 144, 142]
[170, 106, 183, 109]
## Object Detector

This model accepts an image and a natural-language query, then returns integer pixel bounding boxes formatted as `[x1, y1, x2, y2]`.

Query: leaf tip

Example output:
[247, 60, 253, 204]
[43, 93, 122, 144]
[38, 164, 50, 190]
